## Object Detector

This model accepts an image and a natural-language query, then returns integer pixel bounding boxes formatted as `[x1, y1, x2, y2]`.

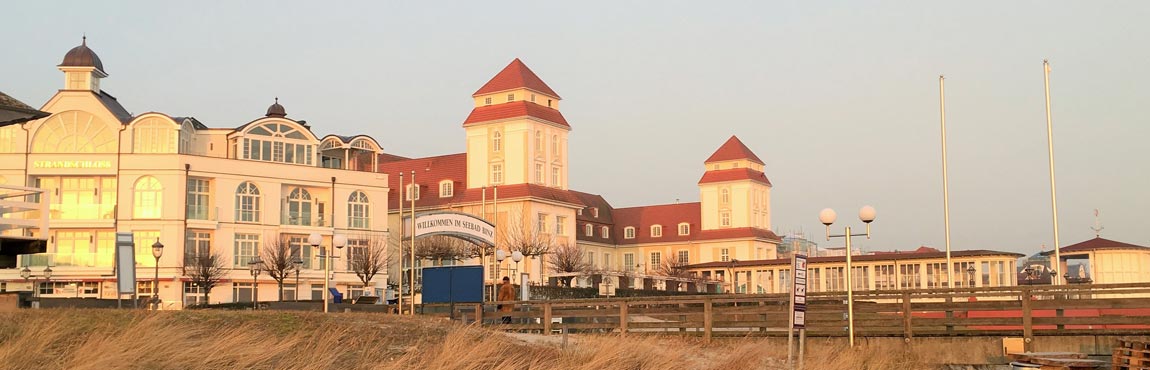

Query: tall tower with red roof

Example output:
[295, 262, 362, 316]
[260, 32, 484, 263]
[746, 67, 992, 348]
[463, 59, 569, 190]
[698, 136, 773, 231]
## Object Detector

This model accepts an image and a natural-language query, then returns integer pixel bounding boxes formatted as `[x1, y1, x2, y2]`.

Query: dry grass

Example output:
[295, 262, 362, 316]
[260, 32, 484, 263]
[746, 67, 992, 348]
[0, 310, 940, 370]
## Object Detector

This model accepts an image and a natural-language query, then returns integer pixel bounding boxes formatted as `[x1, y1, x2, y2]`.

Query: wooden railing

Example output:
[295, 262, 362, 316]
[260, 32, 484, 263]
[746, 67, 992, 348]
[446, 282, 1150, 344]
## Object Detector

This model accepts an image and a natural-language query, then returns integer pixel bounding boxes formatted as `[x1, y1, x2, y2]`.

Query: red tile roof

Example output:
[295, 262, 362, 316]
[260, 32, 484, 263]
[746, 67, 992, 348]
[570, 190, 618, 245]
[376, 153, 583, 212]
[462, 101, 569, 128]
[473, 58, 561, 99]
[1041, 237, 1150, 255]
[705, 135, 764, 164]
[611, 202, 780, 245]
[697, 168, 772, 186]
[687, 249, 1024, 269]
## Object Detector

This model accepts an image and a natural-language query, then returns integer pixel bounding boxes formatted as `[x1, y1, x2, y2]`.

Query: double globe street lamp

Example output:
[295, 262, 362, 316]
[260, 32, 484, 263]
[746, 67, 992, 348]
[819, 205, 877, 348]
[308, 233, 346, 313]
[20, 266, 53, 299]
[495, 249, 524, 280]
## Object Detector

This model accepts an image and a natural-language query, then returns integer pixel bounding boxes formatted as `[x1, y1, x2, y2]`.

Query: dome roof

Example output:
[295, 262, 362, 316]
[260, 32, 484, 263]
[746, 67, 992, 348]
[59, 37, 105, 72]
[266, 98, 286, 117]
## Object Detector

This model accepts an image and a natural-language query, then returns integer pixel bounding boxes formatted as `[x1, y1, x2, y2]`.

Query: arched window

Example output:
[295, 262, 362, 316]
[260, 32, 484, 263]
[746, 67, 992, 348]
[534, 130, 542, 153]
[721, 188, 730, 203]
[31, 111, 116, 153]
[584, 224, 593, 236]
[241, 122, 314, 165]
[678, 223, 690, 235]
[133, 117, 178, 153]
[601, 226, 609, 238]
[286, 188, 313, 226]
[348, 191, 370, 229]
[552, 134, 559, 157]
[651, 225, 663, 237]
[235, 182, 261, 222]
[624, 227, 636, 239]
[133, 176, 163, 218]
[492, 131, 502, 152]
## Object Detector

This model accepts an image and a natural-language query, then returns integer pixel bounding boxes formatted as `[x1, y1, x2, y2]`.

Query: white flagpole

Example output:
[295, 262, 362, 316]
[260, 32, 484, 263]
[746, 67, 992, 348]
[1043, 60, 1062, 284]
[940, 75, 954, 288]
[397, 172, 404, 312]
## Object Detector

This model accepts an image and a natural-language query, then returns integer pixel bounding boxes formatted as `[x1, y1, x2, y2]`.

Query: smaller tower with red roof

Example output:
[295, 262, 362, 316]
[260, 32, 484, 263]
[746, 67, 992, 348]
[698, 136, 773, 231]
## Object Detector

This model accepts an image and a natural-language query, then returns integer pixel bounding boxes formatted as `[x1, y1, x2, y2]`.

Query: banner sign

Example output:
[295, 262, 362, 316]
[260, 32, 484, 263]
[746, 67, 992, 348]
[792, 254, 808, 329]
[411, 211, 495, 246]
[115, 232, 136, 295]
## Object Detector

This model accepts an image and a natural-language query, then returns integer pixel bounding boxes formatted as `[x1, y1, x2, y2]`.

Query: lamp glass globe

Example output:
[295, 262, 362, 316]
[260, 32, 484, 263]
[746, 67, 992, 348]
[511, 251, 524, 262]
[307, 233, 323, 246]
[495, 249, 507, 261]
[859, 205, 877, 223]
[818, 208, 837, 225]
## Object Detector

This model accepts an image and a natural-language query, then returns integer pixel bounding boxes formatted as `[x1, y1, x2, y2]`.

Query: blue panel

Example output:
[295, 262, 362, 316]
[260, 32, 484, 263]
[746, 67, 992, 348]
[421, 265, 484, 304]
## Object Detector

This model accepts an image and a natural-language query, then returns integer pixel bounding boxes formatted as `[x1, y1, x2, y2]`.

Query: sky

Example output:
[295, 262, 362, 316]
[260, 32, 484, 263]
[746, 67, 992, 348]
[4, 1, 1148, 255]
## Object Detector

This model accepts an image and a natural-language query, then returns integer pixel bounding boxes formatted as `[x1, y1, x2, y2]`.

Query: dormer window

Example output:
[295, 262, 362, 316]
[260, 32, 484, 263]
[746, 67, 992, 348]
[531, 94, 536, 102]
[591, 208, 599, 218]
[439, 180, 453, 198]
[484, 97, 492, 105]
[624, 227, 635, 239]
[678, 223, 690, 235]
[651, 225, 663, 237]
[601, 226, 609, 238]
[507, 93, 515, 102]
[584, 224, 593, 236]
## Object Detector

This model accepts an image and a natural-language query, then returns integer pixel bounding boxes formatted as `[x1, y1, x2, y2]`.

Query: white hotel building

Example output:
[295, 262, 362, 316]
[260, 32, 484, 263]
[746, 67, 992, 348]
[0, 39, 390, 307]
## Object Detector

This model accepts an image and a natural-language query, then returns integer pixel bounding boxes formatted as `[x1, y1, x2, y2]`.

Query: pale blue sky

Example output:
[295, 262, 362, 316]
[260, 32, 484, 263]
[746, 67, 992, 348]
[4, 1, 1148, 255]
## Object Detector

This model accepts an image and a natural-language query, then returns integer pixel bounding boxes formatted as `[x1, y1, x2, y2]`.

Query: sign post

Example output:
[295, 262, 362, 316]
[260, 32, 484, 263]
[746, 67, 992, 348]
[788, 254, 808, 369]
[115, 232, 136, 309]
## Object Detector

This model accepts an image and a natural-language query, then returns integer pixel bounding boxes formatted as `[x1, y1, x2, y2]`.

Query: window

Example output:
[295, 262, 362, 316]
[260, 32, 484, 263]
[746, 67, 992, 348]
[287, 235, 314, 269]
[484, 97, 492, 105]
[650, 252, 661, 268]
[624, 253, 635, 272]
[133, 176, 163, 219]
[232, 283, 254, 303]
[624, 227, 635, 239]
[133, 231, 160, 267]
[535, 163, 544, 184]
[133, 118, 178, 153]
[530, 94, 536, 102]
[721, 188, 730, 203]
[405, 184, 420, 201]
[677, 250, 689, 264]
[875, 264, 896, 290]
[720, 248, 730, 262]
[184, 282, 206, 306]
[234, 233, 260, 267]
[491, 163, 503, 184]
[186, 178, 211, 220]
[535, 130, 542, 153]
[651, 225, 663, 237]
[556, 216, 566, 235]
[678, 223, 690, 235]
[720, 211, 731, 227]
[852, 266, 869, 290]
[235, 182, 261, 222]
[601, 226, 609, 238]
[603, 253, 611, 270]
[507, 93, 515, 102]
[439, 181, 453, 197]
[285, 188, 313, 226]
[926, 263, 949, 288]
[591, 208, 599, 218]
[537, 214, 548, 233]
[900, 263, 922, 289]
[552, 135, 559, 157]
[492, 131, 502, 152]
[586, 251, 595, 268]
[31, 111, 116, 153]
[348, 191, 370, 229]
[241, 123, 314, 165]
[584, 224, 593, 236]
[551, 167, 560, 186]
[185, 230, 211, 265]
[345, 238, 369, 271]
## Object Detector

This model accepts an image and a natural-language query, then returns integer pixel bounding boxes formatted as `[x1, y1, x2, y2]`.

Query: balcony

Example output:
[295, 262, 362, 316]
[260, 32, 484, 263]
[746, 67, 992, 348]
[1, 185, 50, 264]
[186, 205, 218, 221]
[47, 203, 116, 220]
[280, 211, 329, 228]
[19, 252, 115, 268]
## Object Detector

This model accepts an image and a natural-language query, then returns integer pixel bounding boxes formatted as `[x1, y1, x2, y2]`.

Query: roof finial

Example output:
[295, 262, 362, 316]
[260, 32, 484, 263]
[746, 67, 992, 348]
[275, 97, 279, 104]
[82, 33, 87, 45]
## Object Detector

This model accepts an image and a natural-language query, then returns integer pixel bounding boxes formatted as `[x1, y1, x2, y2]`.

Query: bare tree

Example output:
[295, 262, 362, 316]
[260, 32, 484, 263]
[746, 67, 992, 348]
[260, 235, 296, 301]
[547, 242, 590, 287]
[182, 252, 227, 306]
[504, 210, 555, 258]
[656, 253, 692, 279]
[413, 235, 471, 265]
[349, 234, 390, 288]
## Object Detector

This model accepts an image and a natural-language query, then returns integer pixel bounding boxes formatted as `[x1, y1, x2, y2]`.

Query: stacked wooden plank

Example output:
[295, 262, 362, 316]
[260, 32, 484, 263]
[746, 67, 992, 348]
[1008, 352, 1106, 370]
[1113, 339, 1150, 370]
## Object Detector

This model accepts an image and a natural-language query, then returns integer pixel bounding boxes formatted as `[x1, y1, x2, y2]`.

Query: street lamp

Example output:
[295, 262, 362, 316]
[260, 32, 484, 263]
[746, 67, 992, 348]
[819, 205, 877, 348]
[511, 251, 524, 279]
[728, 259, 740, 293]
[151, 239, 164, 310]
[20, 267, 32, 298]
[43, 266, 52, 296]
[310, 233, 345, 313]
[248, 257, 262, 309]
[966, 265, 976, 288]
[292, 258, 304, 301]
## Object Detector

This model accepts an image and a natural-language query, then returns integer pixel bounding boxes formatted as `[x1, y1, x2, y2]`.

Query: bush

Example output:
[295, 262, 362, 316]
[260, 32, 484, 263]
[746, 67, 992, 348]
[528, 285, 713, 300]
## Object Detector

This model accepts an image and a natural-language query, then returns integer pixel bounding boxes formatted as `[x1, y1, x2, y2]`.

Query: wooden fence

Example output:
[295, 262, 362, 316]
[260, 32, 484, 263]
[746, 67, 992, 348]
[442, 282, 1150, 344]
